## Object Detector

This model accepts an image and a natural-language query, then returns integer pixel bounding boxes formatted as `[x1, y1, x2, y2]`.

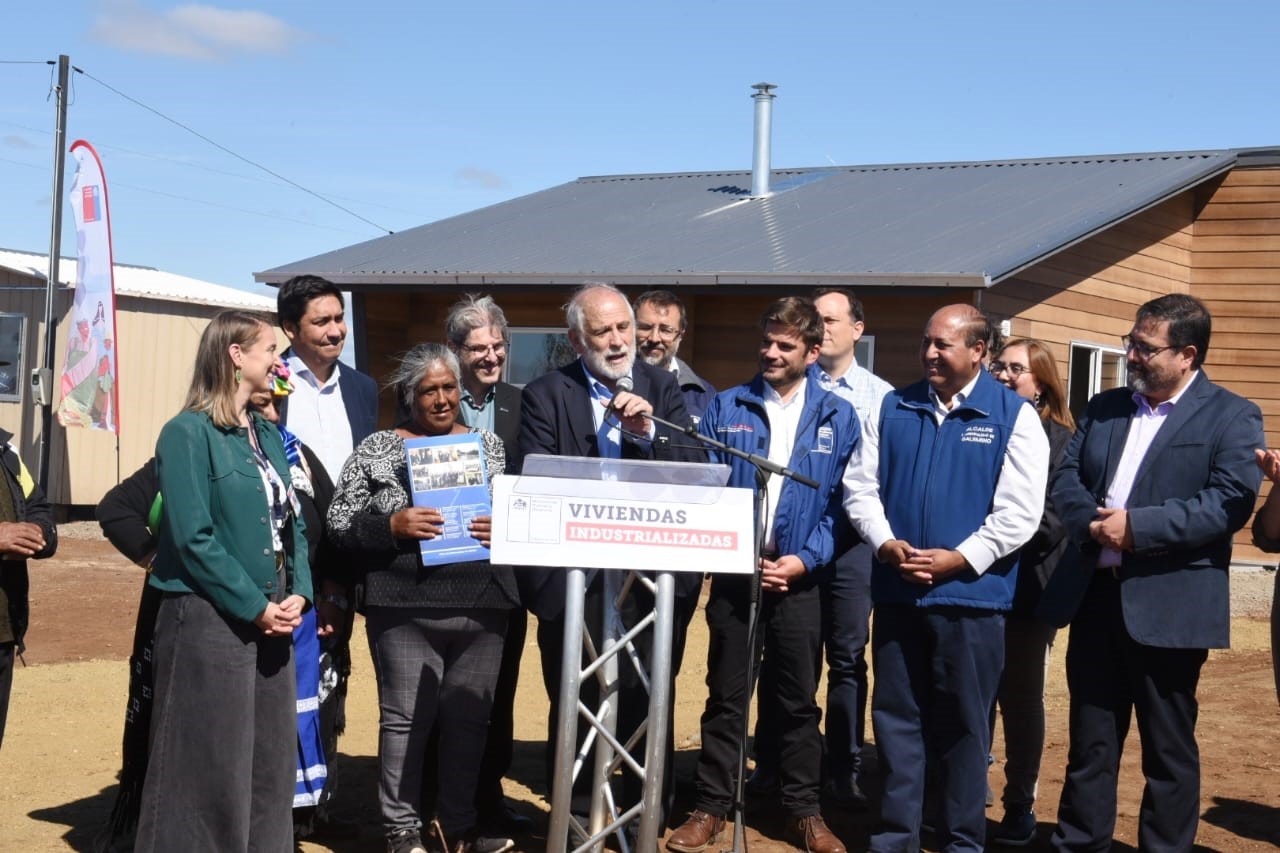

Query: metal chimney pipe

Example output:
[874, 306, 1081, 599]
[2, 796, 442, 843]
[750, 82, 777, 198]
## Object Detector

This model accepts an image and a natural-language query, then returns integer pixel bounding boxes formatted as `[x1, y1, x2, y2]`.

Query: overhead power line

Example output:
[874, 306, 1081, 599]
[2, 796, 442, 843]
[0, 118, 421, 218]
[73, 65, 395, 236]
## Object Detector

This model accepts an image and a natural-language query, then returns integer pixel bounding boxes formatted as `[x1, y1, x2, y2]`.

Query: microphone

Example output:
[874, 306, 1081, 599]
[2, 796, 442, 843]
[604, 376, 635, 420]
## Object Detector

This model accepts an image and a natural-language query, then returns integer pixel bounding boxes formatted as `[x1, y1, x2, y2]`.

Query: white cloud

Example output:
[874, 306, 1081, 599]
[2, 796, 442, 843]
[90, 1, 308, 61]
[456, 167, 508, 190]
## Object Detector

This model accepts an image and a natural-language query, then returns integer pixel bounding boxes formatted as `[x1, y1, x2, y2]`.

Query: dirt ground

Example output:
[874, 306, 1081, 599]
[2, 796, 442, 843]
[1, 525, 1278, 851]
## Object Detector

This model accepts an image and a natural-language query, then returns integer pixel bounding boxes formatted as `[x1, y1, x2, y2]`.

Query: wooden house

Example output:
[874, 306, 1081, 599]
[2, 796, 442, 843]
[256, 147, 1280, 563]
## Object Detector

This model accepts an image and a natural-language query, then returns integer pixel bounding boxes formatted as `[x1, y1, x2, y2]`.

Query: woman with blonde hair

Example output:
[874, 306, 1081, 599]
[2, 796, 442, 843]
[986, 338, 1075, 846]
[135, 310, 311, 852]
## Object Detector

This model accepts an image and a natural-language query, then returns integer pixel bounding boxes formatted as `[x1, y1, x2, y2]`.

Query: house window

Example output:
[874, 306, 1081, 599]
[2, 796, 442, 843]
[1068, 341, 1126, 417]
[856, 336, 876, 371]
[505, 327, 576, 387]
[0, 314, 24, 402]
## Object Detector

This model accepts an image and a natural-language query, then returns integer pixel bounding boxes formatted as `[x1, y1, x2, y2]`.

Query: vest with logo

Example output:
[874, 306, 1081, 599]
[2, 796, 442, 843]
[873, 370, 1025, 610]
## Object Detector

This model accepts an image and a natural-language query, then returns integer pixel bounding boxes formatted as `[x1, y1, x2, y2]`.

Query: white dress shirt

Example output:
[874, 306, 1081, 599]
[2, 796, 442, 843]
[284, 354, 355, 481]
[842, 371, 1049, 574]
[762, 377, 808, 553]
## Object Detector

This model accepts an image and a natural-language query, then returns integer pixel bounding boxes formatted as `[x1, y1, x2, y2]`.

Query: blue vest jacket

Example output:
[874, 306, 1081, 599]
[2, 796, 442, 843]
[698, 370, 860, 572]
[873, 371, 1025, 609]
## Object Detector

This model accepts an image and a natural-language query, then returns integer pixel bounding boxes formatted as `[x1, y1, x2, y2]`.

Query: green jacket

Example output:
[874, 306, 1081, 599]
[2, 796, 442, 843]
[148, 410, 311, 623]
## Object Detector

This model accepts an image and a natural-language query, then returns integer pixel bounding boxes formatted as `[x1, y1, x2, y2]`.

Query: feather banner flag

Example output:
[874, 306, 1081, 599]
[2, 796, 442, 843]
[57, 140, 119, 433]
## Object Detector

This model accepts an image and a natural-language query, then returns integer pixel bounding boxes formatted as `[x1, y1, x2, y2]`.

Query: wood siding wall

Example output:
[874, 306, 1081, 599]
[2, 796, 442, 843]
[985, 183, 1275, 565]
[360, 288, 962, 428]
[1192, 166, 1280, 565]
[984, 195, 1195, 382]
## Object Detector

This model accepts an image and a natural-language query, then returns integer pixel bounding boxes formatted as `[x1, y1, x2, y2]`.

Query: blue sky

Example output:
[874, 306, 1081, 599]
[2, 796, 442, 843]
[4, 1, 1280, 294]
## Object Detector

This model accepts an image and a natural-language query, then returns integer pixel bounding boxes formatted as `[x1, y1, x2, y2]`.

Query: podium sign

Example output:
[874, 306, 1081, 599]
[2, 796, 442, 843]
[491, 474, 754, 574]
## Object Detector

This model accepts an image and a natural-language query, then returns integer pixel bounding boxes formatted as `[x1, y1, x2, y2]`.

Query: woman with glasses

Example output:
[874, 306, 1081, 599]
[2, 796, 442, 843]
[986, 338, 1075, 847]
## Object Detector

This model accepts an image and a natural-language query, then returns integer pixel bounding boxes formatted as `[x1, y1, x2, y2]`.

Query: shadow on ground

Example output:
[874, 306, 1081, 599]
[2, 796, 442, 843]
[27, 744, 1270, 853]
[1202, 795, 1280, 847]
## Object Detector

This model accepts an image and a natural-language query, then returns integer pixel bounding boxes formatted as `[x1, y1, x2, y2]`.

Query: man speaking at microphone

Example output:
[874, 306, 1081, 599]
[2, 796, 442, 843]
[519, 281, 705, 828]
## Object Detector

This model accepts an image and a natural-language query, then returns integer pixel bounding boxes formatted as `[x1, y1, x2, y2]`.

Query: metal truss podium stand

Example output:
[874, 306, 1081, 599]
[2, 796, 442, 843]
[491, 455, 748, 853]
[550, 562, 674, 852]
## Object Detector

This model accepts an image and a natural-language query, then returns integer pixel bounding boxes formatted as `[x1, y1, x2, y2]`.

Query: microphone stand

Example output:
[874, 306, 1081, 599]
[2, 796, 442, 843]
[642, 410, 816, 853]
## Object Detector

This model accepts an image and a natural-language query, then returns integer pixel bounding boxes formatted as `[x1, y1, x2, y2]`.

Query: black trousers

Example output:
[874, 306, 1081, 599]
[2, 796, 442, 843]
[694, 574, 824, 818]
[0, 641, 13, 751]
[538, 572, 697, 824]
[1051, 574, 1208, 853]
[479, 607, 528, 804]
[755, 543, 873, 781]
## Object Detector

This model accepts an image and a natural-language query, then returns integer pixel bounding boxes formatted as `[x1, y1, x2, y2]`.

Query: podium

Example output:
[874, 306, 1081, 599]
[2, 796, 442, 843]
[491, 454, 752, 852]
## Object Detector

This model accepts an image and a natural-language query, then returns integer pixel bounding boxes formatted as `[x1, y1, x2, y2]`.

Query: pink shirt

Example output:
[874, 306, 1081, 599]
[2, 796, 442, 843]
[1097, 372, 1198, 567]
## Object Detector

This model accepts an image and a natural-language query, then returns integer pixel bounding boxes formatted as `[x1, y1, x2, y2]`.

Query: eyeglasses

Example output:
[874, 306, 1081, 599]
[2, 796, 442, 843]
[989, 360, 1030, 378]
[1120, 335, 1176, 360]
[462, 342, 507, 357]
[636, 323, 682, 340]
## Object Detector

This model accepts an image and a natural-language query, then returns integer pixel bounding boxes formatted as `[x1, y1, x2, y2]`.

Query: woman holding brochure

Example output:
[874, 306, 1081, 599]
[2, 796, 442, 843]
[327, 343, 516, 853]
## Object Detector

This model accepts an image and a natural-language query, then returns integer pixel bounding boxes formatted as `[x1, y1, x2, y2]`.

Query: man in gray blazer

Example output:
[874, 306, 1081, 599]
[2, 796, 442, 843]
[1046, 294, 1263, 852]
[441, 294, 531, 835]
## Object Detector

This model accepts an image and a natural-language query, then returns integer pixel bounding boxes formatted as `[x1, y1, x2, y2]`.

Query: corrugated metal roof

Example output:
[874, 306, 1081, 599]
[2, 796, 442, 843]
[255, 149, 1244, 288]
[0, 248, 275, 310]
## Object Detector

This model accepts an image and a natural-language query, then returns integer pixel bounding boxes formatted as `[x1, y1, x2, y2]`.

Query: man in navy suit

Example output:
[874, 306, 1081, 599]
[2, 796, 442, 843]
[276, 274, 378, 838]
[518, 282, 704, 825]
[1047, 294, 1263, 852]
[277, 275, 379, 461]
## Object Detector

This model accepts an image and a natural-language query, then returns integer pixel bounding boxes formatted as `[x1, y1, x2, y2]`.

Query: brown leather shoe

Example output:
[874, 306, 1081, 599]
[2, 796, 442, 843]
[786, 814, 846, 853]
[666, 810, 726, 853]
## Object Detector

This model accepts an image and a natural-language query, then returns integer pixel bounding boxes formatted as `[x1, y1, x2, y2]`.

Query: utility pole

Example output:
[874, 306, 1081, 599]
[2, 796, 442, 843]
[37, 54, 70, 490]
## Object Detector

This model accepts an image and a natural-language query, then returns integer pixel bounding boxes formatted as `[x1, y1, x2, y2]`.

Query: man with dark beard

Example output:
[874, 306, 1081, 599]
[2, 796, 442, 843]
[634, 289, 715, 424]
[518, 282, 705, 832]
[1046, 294, 1263, 852]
